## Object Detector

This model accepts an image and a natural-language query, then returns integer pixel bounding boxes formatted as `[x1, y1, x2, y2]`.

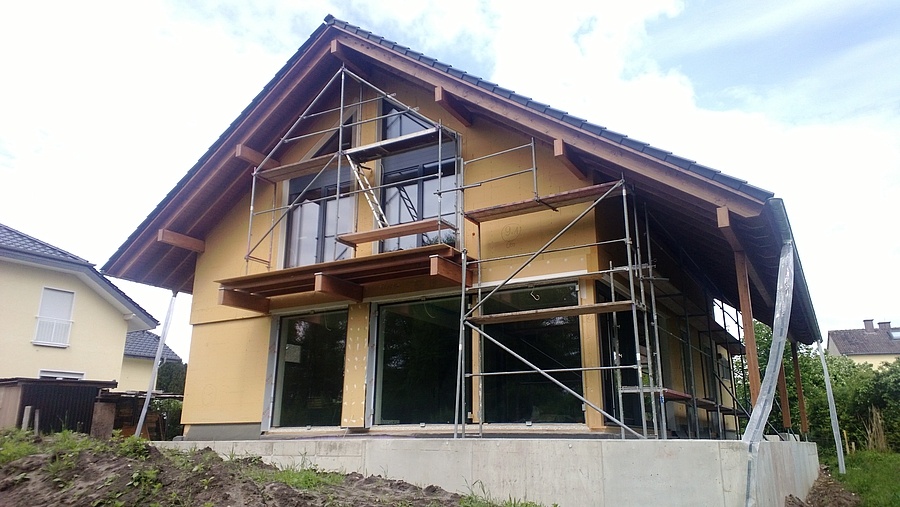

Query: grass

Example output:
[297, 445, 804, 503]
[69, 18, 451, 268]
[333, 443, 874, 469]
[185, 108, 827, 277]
[247, 464, 345, 490]
[824, 451, 900, 507]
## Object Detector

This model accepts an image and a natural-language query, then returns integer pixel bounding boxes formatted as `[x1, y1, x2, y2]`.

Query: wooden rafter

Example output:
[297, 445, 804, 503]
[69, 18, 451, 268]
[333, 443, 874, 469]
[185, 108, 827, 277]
[156, 229, 205, 253]
[553, 139, 589, 180]
[234, 144, 280, 170]
[435, 86, 473, 127]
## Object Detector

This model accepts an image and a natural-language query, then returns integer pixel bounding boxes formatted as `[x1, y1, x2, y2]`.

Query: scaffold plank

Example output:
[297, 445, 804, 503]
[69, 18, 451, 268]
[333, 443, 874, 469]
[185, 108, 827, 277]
[469, 300, 633, 325]
[465, 181, 620, 223]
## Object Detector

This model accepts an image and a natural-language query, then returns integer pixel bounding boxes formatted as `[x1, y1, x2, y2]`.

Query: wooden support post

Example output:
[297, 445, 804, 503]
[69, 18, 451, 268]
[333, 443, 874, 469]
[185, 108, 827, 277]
[777, 362, 792, 430]
[791, 341, 809, 434]
[735, 251, 761, 405]
[718, 207, 761, 405]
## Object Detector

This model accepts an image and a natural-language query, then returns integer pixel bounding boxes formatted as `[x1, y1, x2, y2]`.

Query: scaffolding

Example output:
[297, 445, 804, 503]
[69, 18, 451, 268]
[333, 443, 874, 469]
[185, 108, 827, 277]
[242, 66, 460, 272]
[240, 66, 749, 440]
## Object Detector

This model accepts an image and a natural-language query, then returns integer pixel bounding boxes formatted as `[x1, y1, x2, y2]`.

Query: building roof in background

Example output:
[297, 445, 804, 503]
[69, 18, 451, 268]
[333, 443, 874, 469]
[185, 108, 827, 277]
[829, 321, 900, 356]
[124, 330, 182, 362]
[0, 222, 158, 330]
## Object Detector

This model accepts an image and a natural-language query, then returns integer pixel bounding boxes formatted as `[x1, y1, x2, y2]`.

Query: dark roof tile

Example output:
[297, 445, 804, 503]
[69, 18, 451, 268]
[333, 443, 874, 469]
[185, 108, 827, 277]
[688, 163, 719, 179]
[664, 154, 695, 170]
[621, 138, 648, 151]
[582, 123, 606, 136]
[828, 326, 900, 356]
[0, 223, 90, 264]
[642, 146, 671, 160]
[124, 330, 183, 362]
[600, 130, 625, 143]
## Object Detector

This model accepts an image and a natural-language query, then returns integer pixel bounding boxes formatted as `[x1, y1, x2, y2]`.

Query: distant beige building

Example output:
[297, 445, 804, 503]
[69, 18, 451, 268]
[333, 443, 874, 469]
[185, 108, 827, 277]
[118, 330, 183, 392]
[0, 223, 157, 382]
[828, 319, 900, 368]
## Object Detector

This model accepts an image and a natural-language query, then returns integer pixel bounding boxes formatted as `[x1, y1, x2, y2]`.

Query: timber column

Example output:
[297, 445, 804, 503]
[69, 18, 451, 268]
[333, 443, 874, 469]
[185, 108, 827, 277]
[717, 207, 761, 404]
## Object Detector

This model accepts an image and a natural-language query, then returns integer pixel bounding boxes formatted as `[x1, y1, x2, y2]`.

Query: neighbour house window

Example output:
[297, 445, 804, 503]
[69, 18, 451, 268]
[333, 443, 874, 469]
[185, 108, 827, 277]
[273, 310, 348, 427]
[39, 369, 84, 380]
[33, 288, 74, 347]
[380, 103, 457, 251]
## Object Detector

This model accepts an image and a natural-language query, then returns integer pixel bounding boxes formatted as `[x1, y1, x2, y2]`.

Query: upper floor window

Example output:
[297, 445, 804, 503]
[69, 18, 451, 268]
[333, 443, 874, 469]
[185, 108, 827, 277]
[285, 168, 354, 267]
[381, 103, 457, 251]
[284, 117, 356, 268]
[33, 288, 74, 347]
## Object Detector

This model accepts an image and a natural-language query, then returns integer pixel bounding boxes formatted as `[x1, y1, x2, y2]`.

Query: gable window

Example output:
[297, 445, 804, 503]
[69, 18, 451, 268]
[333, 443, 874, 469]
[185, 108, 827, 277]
[380, 103, 457, 251]
[33, 288, 74, 347]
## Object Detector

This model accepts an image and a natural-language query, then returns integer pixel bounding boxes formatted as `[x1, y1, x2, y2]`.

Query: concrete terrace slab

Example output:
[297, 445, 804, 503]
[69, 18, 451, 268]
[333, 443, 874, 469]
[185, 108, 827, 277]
[154, 438, 818, 507]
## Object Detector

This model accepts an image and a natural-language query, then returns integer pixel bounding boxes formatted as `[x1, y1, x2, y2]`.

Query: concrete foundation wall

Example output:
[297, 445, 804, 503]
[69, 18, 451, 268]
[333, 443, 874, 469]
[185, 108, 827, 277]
[155, 438, 818, 507]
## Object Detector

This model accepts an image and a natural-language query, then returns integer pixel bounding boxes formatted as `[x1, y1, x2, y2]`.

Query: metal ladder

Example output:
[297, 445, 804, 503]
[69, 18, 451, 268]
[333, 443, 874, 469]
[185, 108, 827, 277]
[348, 157, 389, 229]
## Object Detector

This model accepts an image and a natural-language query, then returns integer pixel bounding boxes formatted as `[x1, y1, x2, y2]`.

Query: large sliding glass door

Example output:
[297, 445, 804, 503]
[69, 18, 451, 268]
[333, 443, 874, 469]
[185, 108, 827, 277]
[273, 310, 348, 427]
[374, 297, 462, 424]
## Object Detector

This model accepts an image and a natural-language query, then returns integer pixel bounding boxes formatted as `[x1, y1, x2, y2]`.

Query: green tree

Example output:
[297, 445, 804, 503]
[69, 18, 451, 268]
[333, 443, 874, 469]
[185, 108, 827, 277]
[155, 361, 187, 394]
[733, 322, 897, 453]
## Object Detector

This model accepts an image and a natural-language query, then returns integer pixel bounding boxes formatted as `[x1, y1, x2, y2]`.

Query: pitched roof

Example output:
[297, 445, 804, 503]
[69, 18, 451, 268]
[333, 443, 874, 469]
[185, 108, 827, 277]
[0, 222, 158, 331]
[102, 16, 821, 344]
[0, 223, 89, 265]
[829, 324, 900, 356]
[124, 330, 182, 362]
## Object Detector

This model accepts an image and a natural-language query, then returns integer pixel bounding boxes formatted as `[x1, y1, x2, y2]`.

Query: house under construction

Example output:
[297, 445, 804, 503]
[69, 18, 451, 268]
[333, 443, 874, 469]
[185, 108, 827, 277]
[105, 16, 822, 505]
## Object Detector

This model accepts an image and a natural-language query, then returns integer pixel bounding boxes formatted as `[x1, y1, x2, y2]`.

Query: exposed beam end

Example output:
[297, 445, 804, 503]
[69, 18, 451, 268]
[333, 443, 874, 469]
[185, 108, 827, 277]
[429, 255, 472, 287]
[157, 229, 205, 253]
[435, 86, 473, 127]
[554, 139, 589, 180]
[219, 288, 270, 313]
[314, 273, 363, 302]
[235, 144, 280, 170]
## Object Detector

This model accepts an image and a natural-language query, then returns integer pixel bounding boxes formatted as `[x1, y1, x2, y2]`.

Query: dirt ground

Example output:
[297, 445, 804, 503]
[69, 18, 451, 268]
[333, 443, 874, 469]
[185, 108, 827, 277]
[785, 466, 860, 507]
[0, 440, 860, 507]
[0, 445, 463, 507]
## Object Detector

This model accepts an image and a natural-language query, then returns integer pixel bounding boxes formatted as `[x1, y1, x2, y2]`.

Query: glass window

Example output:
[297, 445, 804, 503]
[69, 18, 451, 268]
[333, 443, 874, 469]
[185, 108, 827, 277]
[33, 288, 74, 347]
[273, 310, 348, 427]
[481, 284, 584, 423]
[285, 169, 354, 267]
[375, 297, 463, 424]
[380, 103, 457, 251]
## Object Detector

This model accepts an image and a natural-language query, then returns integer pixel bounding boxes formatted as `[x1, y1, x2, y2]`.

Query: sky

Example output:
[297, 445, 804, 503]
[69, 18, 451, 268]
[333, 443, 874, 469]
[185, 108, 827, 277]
[1, 1, 898, 362]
